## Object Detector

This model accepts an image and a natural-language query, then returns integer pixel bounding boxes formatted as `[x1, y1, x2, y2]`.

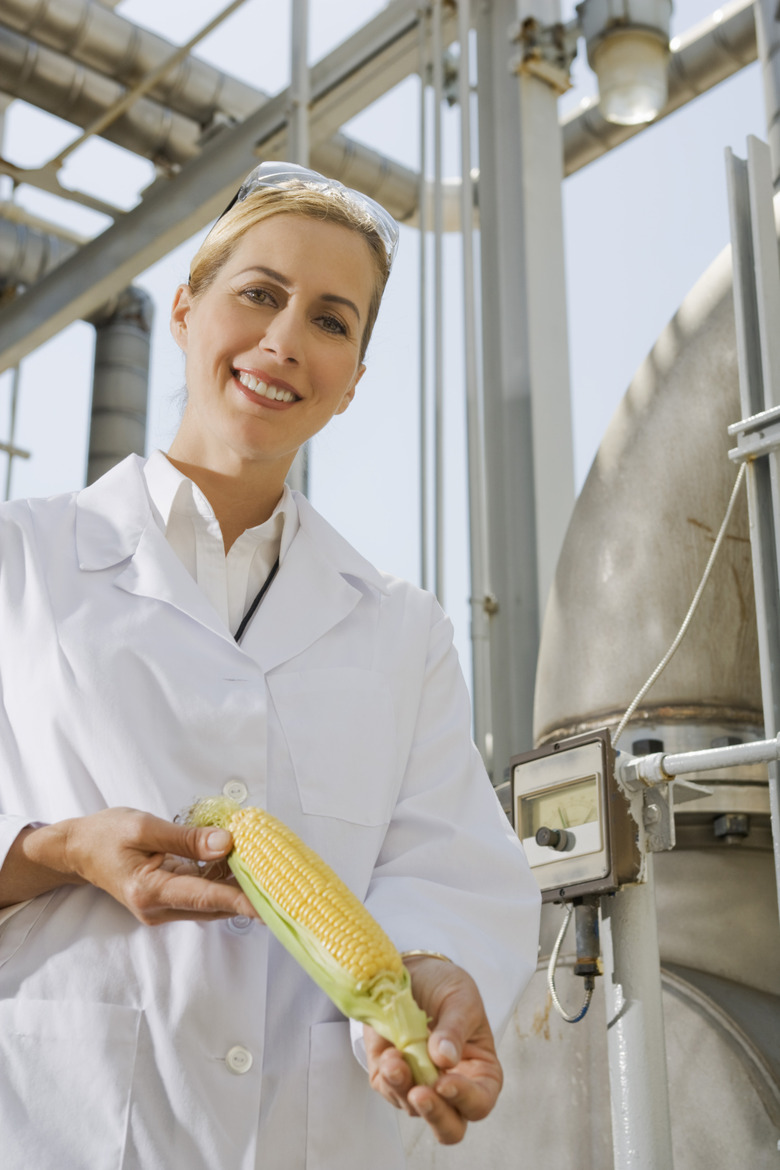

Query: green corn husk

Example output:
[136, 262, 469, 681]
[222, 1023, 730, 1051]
[186, 795, 438, 1086]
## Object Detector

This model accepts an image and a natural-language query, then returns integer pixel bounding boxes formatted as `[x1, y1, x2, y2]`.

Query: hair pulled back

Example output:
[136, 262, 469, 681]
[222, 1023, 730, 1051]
[188, 185, 392, 363]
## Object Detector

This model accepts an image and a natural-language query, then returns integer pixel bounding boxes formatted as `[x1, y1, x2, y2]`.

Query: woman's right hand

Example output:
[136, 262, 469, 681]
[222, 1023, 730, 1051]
[0, 808, 257, 924]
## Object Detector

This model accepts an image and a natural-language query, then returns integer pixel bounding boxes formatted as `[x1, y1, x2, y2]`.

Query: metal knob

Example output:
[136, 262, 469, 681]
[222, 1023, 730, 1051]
[535, 825, 573, 851]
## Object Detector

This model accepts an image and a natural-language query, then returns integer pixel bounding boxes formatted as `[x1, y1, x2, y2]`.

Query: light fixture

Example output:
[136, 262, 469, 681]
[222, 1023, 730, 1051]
[576, 0, 673, 126]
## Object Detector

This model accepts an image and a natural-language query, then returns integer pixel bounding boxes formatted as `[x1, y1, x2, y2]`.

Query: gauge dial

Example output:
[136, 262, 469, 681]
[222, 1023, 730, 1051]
[521, 774, 600, 837]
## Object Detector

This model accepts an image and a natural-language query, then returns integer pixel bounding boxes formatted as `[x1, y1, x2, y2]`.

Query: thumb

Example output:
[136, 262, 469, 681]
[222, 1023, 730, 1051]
[185, 826, 233, 860]
[153, 819, 233, 861]
[426, 972, 485, 1069]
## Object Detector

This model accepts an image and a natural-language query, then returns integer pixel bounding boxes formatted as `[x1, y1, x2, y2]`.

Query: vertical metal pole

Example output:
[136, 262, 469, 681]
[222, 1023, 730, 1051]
[457, 0, 494, 768]
[4, 364, 21, 501]
[726, 139, 780, 925]
[418, 10, 430, 592]
[0, 94, 20, 501]
[754, 0, 780, 189]
[475, 0, 575, 778]
[287, 0, 310, 497]
[432, 0, 445, 607]
[289, 0, 310, 167]
[600, 860, 674, 1170]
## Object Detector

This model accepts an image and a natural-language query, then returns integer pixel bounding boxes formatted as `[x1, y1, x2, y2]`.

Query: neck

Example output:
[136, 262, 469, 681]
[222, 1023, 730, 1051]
[164, 451, 289, 553]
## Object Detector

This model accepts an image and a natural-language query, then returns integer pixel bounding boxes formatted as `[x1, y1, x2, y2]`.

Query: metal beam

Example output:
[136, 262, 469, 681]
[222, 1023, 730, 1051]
[0, 0, 440, 373]
[476, 0, 575, 776]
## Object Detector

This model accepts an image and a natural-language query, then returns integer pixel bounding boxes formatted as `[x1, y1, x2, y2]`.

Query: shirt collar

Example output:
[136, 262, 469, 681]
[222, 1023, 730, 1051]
[142, 449, 298, 559]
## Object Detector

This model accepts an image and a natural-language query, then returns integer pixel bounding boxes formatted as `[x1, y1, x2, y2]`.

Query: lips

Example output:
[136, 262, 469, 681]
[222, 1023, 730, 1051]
[234, 369, 300, 404]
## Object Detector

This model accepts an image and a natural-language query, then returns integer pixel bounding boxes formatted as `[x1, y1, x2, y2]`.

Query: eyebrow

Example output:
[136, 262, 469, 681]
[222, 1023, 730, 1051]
[235, 265, 362, 322]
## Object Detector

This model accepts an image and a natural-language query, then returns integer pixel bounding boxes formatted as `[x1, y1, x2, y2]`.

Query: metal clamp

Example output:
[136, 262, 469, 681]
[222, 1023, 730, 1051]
[509, 17, 579, 94]
[727, 403, 780, 463]
[619, 754, 715, 852]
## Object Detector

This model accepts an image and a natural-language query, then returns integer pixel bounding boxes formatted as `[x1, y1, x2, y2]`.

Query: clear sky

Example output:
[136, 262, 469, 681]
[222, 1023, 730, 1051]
[0, 0, 767, 684]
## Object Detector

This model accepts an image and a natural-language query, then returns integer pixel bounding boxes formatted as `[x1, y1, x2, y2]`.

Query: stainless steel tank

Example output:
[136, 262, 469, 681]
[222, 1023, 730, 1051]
[402, 227, 780, 1167]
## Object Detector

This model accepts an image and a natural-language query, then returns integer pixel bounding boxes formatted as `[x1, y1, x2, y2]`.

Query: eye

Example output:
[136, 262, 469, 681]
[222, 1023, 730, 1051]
[316, 313, 347, 336]
[241, 286, 277, 306]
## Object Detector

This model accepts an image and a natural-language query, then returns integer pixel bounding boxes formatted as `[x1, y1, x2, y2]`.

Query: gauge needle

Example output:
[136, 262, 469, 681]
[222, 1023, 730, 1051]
[558, 807, 569, 828]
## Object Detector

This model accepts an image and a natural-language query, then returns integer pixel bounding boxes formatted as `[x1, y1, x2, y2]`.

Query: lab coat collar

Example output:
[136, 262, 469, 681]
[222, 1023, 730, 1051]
[76, 455, 150, 570]
[242, 491, 389, 671]
[74, 455, 390, 666]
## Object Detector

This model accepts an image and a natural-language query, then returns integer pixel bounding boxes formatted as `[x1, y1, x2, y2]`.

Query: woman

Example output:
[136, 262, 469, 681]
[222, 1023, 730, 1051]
[0, 163, 540, 1169]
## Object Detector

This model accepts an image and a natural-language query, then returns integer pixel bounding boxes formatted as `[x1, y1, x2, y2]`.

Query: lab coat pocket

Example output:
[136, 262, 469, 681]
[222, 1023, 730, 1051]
[268, 670, 398, 826]
[0, 997, 141, 1170]
[306, 1020, 405, 1170]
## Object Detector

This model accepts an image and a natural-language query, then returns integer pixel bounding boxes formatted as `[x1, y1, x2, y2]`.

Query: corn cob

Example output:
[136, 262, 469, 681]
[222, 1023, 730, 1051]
[186, 795, 438, 1086]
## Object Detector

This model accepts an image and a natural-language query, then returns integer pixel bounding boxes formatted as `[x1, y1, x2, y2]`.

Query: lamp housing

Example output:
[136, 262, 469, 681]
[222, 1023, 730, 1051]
[577, 0, 673, 125]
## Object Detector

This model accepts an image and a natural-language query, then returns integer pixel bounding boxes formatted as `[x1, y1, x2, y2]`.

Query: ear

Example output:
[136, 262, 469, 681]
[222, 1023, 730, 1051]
[335, 363, 366, 416]
[170, 284, 193, 352]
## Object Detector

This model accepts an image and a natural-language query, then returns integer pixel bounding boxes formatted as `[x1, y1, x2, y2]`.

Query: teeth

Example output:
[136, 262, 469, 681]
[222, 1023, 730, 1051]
[237, 371, 296, 403]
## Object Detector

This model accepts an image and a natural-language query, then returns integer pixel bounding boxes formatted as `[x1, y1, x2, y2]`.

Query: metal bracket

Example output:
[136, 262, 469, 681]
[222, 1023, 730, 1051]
[727, 403, 780, 463]
[509, 17, 579, 94]
[642, 784, 674, 852]
[619, 753, 713, 852]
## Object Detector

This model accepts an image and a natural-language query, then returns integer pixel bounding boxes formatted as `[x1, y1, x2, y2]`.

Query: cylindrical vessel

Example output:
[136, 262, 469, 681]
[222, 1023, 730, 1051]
[87, 286, 153, 484]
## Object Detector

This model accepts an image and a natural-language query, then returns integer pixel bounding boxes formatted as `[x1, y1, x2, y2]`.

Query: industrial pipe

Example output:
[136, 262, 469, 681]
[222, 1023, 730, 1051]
[0, 0, 758, 217]
[0, 214, 75, 288]
[87, 285, 152, 484]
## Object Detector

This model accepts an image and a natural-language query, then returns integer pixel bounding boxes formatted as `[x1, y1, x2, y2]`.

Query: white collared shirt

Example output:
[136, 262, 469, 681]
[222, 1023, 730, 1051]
[142, 450, 299, 637]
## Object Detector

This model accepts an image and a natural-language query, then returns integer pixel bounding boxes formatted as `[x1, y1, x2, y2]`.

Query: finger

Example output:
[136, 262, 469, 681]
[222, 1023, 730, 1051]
[129, 868, 254, 923]
[407, 1086, 468, 1145]
[364, 1028, 418, 1113]
[433, 1070, 500, 1122]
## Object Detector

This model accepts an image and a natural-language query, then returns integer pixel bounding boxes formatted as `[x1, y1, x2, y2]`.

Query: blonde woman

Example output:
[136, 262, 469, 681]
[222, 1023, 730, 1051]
[0, 163, 540, 1169]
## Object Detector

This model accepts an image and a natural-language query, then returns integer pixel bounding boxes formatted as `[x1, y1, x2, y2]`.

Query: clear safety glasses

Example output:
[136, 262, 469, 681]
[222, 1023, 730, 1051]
[214, 161, 400, 267]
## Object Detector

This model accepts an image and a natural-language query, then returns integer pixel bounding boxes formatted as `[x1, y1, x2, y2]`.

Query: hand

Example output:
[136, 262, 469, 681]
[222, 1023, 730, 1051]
[364, 957, 503, 1145]
[50, 808, 256, 925]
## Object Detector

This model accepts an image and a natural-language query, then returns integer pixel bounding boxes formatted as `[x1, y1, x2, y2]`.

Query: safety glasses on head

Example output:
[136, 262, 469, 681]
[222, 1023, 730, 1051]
[215, 161, 400, 267]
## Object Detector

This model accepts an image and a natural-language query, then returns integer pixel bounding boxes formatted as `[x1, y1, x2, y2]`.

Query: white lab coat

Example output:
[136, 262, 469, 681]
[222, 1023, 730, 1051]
[0, 455, 540, 1170]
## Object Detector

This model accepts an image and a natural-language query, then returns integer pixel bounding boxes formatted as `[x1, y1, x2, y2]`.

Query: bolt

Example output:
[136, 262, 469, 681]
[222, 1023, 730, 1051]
[644, 803, 661, 824]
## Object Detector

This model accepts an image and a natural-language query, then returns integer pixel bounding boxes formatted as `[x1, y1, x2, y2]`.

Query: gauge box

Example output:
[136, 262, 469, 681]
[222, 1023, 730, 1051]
[510, 729, 640, 903]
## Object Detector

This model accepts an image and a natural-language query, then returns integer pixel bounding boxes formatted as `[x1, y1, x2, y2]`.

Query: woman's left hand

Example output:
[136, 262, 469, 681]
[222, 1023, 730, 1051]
[363, 957, 503, 1145]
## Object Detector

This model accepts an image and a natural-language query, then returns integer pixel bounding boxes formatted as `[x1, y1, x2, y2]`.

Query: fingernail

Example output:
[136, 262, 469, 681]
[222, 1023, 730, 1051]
[435, 1039, 459, 1065]
[206, 829, 231, 853]
[387, 1066, 405, 1087]
[418, 1098, 434, 1116]
[437, 1082, 457, 1099]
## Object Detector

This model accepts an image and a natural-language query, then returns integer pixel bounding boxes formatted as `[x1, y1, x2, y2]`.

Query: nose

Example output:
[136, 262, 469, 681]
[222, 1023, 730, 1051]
[258, 304, 302, 365]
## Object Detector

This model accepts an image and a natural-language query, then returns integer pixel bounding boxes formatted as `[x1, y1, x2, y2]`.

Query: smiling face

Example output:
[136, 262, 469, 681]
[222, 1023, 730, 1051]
[169, 213, 375, 483]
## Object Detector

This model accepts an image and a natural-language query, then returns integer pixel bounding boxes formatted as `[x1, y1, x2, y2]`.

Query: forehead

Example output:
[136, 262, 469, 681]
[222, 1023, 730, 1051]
[226, 213, 376, 299]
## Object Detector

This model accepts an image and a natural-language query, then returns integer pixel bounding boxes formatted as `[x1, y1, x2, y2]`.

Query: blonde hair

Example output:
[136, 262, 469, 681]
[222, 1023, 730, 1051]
[188, 185, 391, 362]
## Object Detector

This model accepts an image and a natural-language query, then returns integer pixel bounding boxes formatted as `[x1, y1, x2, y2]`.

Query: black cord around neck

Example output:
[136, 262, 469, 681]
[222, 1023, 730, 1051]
[234, 556, 280, 643]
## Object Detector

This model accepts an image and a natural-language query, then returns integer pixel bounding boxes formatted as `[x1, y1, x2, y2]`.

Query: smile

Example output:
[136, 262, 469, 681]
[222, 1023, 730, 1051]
[234, 370, 299, 404]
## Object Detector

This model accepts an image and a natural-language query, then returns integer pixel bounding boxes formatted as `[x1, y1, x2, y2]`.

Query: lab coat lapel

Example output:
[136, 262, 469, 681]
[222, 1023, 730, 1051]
[75, 455, 234, 644]
[114, 522, 233, 643]
[243, 494, 388, 672]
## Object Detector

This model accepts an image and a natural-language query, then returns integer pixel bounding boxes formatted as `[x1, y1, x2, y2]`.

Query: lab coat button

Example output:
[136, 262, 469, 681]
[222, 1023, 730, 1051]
[228, 915, 252, 933]
[223, 779, 248, 803]
[226, 1045, 253, 1074]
